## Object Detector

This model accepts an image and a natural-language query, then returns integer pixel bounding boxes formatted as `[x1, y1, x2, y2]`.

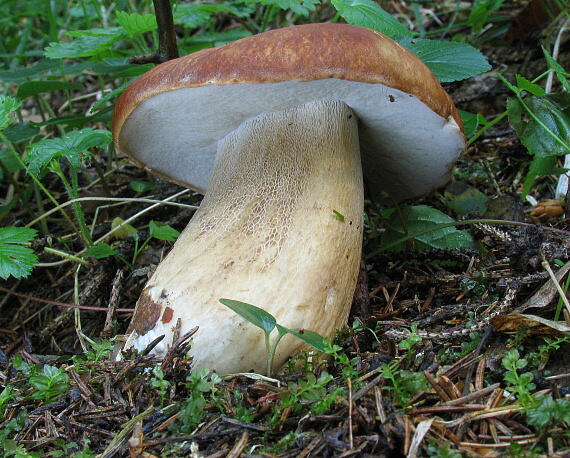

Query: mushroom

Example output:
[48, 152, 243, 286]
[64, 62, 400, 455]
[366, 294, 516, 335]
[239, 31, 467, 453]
[113, 23, 465, 374]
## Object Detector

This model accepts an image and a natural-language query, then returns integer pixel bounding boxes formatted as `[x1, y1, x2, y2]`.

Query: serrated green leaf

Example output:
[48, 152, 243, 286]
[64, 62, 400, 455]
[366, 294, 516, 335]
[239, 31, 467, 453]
[0, 95, 22, 130]
[380, 205, 473, 251]
[331, 0, 412, 37]
[16, 81, 84, 100]
[507, 94, 570, 158]
[542, 46, 570, 92]
[86, 243, 118, 259]
[288, 329, 330, 353]
[0, 227, 38, 280]
[116, 11, 157, 35]
[0, 226, 37, 245]
[219, 298, 276, 334]
[397, 38, 491, 82]
[45, 28, 126, 59]
[515, 75, 545, 97]
[149, 221, 180, 242]
[26, 128, 112, 174]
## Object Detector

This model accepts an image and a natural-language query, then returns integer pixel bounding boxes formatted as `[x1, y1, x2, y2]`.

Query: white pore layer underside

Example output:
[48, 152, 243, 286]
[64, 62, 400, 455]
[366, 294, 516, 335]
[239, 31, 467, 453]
[120, 79, 464, 201]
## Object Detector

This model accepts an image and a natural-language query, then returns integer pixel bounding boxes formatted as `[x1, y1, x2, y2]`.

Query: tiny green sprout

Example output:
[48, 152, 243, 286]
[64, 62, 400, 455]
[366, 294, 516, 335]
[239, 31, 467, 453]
[332, 209, 345, 221]
[219, 298, 330, 375]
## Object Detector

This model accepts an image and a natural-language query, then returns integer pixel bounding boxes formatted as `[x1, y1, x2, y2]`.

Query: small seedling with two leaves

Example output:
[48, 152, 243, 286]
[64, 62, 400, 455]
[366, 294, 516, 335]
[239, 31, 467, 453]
[219, 298, 331, 376]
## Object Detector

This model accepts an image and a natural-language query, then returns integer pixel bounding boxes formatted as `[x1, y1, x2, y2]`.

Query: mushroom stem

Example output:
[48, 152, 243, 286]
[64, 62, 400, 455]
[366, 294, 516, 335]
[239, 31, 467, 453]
[128, 100, 364, 374]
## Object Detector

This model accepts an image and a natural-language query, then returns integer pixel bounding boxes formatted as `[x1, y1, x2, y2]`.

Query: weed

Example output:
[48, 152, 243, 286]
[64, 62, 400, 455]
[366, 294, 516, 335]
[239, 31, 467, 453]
[380, 361, 428, 407]
[528, 335, 570, 369]
[270, 372, 338, 426]
[170, 368, 221, 433]
[426, 439, 462, 458]
[150, 366, 171, 406]
[502, 348, 536, 407]
[28, 364, 70, 402]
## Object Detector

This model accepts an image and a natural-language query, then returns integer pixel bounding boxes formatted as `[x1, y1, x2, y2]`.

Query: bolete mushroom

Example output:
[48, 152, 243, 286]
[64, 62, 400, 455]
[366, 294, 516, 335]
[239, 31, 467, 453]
[113, 23, 465, 374]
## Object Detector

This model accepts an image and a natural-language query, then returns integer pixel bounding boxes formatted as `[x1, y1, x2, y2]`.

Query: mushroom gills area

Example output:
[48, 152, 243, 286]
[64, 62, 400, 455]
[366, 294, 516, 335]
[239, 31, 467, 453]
[128, 100, 364, 374]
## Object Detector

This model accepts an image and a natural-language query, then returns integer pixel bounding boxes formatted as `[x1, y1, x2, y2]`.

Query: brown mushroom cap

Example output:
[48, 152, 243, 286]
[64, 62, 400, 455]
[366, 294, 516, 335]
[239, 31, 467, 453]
[113, 22, 465, 202]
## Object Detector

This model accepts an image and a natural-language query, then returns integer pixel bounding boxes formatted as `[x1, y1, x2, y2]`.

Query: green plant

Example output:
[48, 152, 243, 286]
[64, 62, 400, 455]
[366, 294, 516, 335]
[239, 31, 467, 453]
[28, 364, 70, 402]
[502, 348, 536, 407]
[529, 335, 570, 369]
[171, 368, 221, 433]
[229, 390, 256, 423]
[500, 73, 570, 198]
[52, 438, 95, 458]
[426, 439, 462, 458]
[270, 371, 338, 425]
[86, 220, 180, 269]
[380, 361, 428, 406]
[150, 366, 171, 406]
[322, 340, 360, 381]
[0, 226, 38, 280]
[398, 323, 422, 354]
[526, 394, 570, 430]
[219, 298, 331, 375]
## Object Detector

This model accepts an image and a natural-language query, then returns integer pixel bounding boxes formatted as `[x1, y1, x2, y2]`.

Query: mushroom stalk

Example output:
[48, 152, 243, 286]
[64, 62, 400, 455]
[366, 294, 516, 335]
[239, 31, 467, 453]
[128, 101, 364, 374]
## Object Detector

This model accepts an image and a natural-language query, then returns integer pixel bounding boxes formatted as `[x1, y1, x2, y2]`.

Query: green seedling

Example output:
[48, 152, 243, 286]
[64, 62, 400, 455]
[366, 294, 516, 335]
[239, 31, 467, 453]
[502, 348, 536, 407]
[219, 298, 331, 375]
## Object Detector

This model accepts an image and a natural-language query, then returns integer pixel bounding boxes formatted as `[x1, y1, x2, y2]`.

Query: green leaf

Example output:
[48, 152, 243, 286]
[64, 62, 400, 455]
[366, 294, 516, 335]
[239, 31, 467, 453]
[219, 299, 276, 334]
[111, 217, 138, 239]
[467, 0, 505, 34]
[380, 205, 473, 251]
[459, 110, 489, 138]
[515, 75, 545, 97]
[257, 0, 320, 17]
[0, 227, 38, 280]
[175, 3, 255, 28]
[86, 243, 118, 259]
[149, 221, 180, 242]
[444, 182, 488, 216]
[521, 156, 562, 198]
[26, 128, 112, 174]
[116, 11, 157, 35]
[507, 94, 570, 158]
[0, 59, 61, 83]
[130, 180, 154, 194]
[188, 29, 253, 47]
[288, 329, 330, 353]
[3, 122, 40, 143]
[0, 149, 24, 178]
[396, 38, 491, 83]
[0, 95, 22, 130]
[45, 28, 126, 59]
[331, 0, 412, 37]
[542, 46, 570, 92]
[16, 81, 84, 100]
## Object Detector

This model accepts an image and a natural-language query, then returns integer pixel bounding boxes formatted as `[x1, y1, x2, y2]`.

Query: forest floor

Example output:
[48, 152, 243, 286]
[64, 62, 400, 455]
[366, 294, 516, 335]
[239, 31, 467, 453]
[1, 2, 570, 457]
